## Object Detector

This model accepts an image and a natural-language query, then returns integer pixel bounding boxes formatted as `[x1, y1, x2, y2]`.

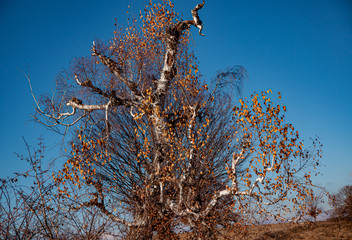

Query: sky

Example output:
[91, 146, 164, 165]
[0, 0, 351, 196]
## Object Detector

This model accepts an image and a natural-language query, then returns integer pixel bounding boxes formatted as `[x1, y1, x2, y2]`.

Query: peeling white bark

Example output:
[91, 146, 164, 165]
[66, 101, 109, 111]
[155, 2, 205, 101]
[191, 1, 205, 36]
[178, 105, 197, 206]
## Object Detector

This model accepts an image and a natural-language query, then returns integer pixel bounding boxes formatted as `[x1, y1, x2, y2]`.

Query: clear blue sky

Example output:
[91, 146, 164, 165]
[0, 0, 351, 195]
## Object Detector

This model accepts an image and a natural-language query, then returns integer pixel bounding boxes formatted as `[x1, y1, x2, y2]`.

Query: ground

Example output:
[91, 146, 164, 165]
[243, 220, 352, 240]
[179, 220, 352, 239]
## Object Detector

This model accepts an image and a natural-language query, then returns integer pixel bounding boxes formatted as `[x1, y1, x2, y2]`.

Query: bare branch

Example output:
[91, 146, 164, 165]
[91, 42, 142, 101]
[74, 73, 110, 98]
[66, 98, 109, 111]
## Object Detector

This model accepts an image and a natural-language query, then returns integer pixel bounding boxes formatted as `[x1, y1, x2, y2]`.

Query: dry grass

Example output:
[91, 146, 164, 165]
[177, 220, 352, 239]
[242, 220, 352, 240]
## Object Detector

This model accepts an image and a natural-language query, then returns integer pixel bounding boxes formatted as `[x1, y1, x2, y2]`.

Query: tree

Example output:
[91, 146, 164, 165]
[31, 0, 323, 238]
[331, 185, 352, 221]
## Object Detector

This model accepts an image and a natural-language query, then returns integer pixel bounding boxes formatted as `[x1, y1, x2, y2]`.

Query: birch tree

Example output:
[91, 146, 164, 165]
[32, 1, 323, 238]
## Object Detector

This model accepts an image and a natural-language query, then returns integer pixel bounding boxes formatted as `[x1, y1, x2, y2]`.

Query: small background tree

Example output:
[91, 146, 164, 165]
[331, 185, 352, 221]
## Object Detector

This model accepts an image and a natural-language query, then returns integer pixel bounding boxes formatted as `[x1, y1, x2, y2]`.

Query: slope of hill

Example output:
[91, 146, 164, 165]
[245, 220, 352, 240]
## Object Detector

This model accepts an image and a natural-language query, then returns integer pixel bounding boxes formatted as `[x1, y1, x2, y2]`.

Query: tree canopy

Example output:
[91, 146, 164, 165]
[25, 1, 324, 238]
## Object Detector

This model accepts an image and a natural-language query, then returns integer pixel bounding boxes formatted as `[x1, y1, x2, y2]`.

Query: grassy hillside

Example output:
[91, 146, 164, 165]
[244, 220, 352, 240]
